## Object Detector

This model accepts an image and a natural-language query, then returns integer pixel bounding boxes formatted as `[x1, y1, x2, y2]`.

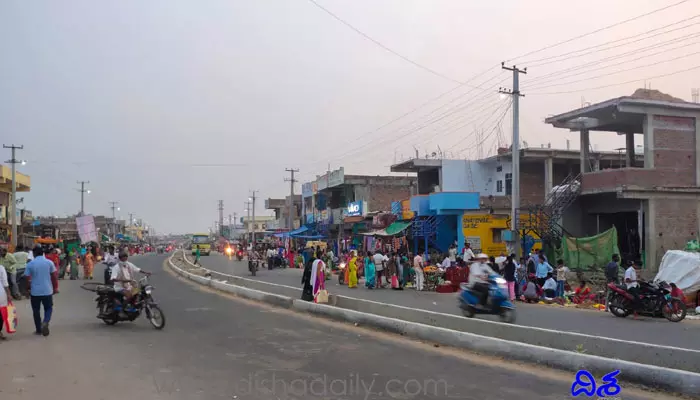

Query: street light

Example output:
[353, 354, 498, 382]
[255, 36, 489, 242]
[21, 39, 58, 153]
[21, 160, 26, 165]
[87, 190, 91, 194]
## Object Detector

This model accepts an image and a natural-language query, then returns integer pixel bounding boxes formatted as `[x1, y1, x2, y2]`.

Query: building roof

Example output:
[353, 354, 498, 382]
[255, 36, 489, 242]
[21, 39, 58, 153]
[544, 89, 700, 133]
[390, 158, 442, 173]
[0, 165, 30, 192]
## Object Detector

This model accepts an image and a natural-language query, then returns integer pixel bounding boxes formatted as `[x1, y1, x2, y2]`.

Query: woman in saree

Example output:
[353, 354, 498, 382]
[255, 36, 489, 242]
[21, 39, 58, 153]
[364, 251, 376, 289]
[347, 251, 358, 288]
[83, 248, 95, 280]
[311, 258, 326, 302]
[69, 251, 80, 280]
[301, 254, 315, 301]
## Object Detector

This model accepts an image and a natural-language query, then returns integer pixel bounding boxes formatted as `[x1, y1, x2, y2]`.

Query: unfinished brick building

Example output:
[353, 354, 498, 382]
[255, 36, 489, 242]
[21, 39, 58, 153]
[546, 89, 700, 274]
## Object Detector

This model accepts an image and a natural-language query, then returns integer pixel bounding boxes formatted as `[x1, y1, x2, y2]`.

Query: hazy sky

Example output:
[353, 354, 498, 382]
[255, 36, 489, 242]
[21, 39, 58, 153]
[1, 0, 698, 233]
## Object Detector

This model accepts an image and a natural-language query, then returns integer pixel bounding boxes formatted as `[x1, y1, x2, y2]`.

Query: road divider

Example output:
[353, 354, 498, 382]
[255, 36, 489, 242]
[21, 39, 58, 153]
[178, 251, 700, 374]
[168, 251, 700, 395]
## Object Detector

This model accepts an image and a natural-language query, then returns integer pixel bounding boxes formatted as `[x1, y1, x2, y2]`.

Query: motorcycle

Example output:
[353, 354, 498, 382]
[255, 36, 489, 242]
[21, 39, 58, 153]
[607, 280, 686, 322]
[248, 258, 259, 276]
[236, 250, 244, 261]
[95, 276, 166, 329]
[338, 262, 346, 285]
[225, 247, 233, 260]
[458, 274, 516, 323]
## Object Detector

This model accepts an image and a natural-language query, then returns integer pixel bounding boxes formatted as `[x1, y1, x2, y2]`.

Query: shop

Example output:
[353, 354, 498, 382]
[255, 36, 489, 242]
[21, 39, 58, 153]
[462, 213, 542, 257]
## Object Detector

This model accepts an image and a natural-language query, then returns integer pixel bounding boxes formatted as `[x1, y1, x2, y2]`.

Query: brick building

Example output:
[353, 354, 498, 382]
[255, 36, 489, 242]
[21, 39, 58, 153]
[546, 89, 700, 273]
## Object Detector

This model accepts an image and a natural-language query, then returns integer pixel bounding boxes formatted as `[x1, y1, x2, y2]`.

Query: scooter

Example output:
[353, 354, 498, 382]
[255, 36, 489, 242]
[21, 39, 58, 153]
[248, 258, 258, 276]
[458, 274, 516, 323]
[337, 262, 346, 285]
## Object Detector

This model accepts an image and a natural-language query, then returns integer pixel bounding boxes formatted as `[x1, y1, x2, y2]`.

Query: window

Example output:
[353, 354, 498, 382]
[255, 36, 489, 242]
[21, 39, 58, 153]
[492, 228, 505, 243]
[505, 173, 513, 195]
[496, 165, 503, 172]
[496, 180, 503, 193]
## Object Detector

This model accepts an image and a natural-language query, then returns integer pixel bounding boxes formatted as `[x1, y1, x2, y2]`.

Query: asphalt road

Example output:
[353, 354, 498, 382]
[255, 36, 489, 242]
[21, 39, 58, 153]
[197, 253, 700, 350]
[0, 254, 676, 400]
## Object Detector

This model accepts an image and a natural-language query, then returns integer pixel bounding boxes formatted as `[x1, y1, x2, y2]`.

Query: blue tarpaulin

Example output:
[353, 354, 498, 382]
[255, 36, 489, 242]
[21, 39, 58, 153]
[273, 225, 309, 238]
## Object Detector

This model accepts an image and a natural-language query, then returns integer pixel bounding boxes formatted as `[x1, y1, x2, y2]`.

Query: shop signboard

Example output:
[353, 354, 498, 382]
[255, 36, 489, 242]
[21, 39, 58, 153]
[302, 182, 314, 198]
[327, 167, 345, 188]
[346, 201, 366, 217]
[76, 214, 98, 244]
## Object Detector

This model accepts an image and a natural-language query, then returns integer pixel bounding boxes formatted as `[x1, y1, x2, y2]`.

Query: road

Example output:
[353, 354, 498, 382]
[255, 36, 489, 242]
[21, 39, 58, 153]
[0, 254, 676, 400]
[197, 253, 700, 350]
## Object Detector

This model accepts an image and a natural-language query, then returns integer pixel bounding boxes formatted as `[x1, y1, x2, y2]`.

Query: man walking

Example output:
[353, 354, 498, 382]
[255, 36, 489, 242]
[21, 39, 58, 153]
[0, 246, 19, 300]
[24, 246, 57, 337]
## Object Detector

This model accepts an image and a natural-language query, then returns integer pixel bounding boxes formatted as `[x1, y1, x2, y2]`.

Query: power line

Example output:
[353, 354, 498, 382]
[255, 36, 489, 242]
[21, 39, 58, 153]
[520, 14, 700, 65]
[529, 64, 700, 95]
[526, 49, 700, 91]
[523, 38, 700, 88]
[305, 0, 465, 85]
[506, 0, 691, 63]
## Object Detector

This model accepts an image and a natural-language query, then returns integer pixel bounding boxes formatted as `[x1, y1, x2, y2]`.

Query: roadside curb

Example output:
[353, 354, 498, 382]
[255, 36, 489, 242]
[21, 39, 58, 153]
[168, 252, 700, 396]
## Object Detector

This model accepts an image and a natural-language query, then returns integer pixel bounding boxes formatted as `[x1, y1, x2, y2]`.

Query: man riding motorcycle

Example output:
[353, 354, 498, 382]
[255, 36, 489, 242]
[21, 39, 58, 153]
[107, 251, 151, 315]
[468, 253, 497, 307]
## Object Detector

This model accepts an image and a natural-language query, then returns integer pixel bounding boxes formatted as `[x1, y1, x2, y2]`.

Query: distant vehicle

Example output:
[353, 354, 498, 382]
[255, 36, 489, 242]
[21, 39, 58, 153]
[190, 233, 211, 256]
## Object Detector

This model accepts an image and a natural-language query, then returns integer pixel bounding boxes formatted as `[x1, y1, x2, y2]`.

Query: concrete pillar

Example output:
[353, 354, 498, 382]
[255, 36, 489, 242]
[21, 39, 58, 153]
[544, 157, 553, 197]
[625, 132, 635, 168]
[643, 114, 654, 169]
[695, 117, 700, 185]
[593, 158, 600, 172]
[580, 129, 591, 173]
[645, 198, 656, 274]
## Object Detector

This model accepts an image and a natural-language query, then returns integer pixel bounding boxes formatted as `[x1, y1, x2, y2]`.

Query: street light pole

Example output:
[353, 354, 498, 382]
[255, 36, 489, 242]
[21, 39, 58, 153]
[249, 191, 257, 245]
[3, 144, 24, 247]
[77, 181, 90, 216]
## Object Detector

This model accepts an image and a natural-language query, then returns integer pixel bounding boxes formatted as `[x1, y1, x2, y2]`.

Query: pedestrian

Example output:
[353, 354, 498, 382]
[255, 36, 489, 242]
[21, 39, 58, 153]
[24, 246, 57, 337]
[413, 252, 425, 291]
[605, 254, 621, 309]
[69, 250, 80, 280]
[83, 247, 95, 280]
[372, 250, 388, 288]
[0, 247, 19, 300]
[12, 245, 31, 298]
[543, 273, 558, 299]
[503, 254, 517, 301]
[364, 251, 376, 289]
[555, 259, 568, 298]
[46, 247, 60, 293]
[463, 242, 475, 261]
[347, 251, 358, 289]
[194, 245, 201, 266]
[535, 254, 552, 288]
[0, 261, 10, 340]
[448, 244, 457, 263]
[301, 253, 315, 301]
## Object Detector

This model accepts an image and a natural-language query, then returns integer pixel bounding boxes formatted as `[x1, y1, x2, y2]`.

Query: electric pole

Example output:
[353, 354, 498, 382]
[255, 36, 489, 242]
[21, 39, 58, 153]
[129, 213, 134, 227]
[77, 180, 90, 216]
[217, 200, 224, 236]
[109, 201, 119, 237]
[499, 62, 526, 258]
[244, 201, 252, 245]
[284, 168, 299, 231]
[249, 191, 257, 245]
[3, 144, 24, 247]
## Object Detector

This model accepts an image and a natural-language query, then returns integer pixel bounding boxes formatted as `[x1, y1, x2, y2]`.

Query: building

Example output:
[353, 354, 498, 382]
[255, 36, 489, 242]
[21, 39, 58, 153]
[545, 89, 700, 273]
[0, 165, 31, 244]
[240, 215, 276, 240]
[389, 148, 639, 255]
[301, 167, 416, 234]
[265, 195, 302, 230]
[35, 215, 126, 241]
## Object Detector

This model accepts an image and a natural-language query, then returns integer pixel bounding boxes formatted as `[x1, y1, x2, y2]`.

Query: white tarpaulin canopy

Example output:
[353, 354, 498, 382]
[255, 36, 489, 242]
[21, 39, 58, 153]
[655, 250, 700, 295]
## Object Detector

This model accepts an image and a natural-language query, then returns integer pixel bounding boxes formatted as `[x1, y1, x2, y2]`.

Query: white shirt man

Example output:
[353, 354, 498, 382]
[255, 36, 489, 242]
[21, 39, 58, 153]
[373, 252, 388, 272]
[110, 261, 142, 293]
[103, 252, 118, 266]
[441, 256, 452, 269]
[624, 265, 639, 289]
[468, 260, 496, 287]
[413, 254, 425, 291]
[463, 246, 475, 261]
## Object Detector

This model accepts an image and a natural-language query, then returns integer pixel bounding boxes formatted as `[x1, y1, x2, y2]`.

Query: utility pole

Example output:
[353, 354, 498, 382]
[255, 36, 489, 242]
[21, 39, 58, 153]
[499, 62, 527, 258]
[129, 213, 134, 227]
[109, 201, 119, 237]
[284, 168, 299, 231]
[76, 181, 90, 216]
[3, 144, 24, 247]
[244, 201, 252, 245]
[217, 200, 224, 236]
[249, 191, 257, 245]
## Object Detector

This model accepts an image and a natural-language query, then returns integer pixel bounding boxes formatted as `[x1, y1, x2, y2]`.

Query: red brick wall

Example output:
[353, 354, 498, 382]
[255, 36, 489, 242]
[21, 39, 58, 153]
[368, 184, 414, 212]
[653, 127, 696, 186]
[653, 199, 698, 265]
[520, 163, 545, 206]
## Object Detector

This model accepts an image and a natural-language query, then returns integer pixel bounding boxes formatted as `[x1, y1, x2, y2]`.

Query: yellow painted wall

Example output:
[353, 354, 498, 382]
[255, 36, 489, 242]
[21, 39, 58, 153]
[462, 213, 541, 256]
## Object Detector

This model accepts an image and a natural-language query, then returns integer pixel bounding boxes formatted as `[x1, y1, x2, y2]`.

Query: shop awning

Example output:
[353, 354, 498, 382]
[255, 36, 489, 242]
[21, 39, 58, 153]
[273, 225, 309, 238]
[384, 221, 412, 236]
[360, 221, 412, 237]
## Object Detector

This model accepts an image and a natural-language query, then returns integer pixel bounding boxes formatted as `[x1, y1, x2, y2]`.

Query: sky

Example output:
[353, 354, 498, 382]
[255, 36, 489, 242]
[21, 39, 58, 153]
[1, 0, 699, 233]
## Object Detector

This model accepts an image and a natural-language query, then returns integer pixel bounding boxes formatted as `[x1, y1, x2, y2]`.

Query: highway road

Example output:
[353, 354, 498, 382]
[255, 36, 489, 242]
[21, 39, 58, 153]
[0, 254, 677, 400]
[197, 253, 700, 350]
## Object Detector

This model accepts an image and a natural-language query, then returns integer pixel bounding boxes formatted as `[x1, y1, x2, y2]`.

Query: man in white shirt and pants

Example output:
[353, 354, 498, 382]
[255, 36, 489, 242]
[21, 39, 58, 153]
[373, 251, 389, 288]
[625, 262, 640, 315]
[413, 253, 425, 291]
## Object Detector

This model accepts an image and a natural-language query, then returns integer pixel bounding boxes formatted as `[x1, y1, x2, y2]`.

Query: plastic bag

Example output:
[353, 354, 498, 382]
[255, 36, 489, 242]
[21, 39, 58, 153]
[315, 290, 329, 304]
[1, 302, 18, 334]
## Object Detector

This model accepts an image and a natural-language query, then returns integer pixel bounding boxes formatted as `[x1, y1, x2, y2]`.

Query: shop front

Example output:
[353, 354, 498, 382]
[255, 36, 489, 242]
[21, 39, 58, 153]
[462, 213, 542, 256]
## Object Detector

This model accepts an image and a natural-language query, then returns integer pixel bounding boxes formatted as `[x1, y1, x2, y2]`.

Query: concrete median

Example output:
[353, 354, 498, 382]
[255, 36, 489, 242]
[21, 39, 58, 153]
[168, 252, 700, 396]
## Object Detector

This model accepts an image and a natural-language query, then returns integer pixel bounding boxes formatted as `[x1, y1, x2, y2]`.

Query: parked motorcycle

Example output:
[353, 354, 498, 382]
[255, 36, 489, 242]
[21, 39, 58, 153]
[607, 280, 686, 322]
[458, 274, 516, 323]
[95, 276, 166, 329]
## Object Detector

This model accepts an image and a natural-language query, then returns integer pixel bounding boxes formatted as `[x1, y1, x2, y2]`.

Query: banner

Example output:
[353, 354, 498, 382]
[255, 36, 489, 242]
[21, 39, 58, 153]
[76, 215, 98, 244]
